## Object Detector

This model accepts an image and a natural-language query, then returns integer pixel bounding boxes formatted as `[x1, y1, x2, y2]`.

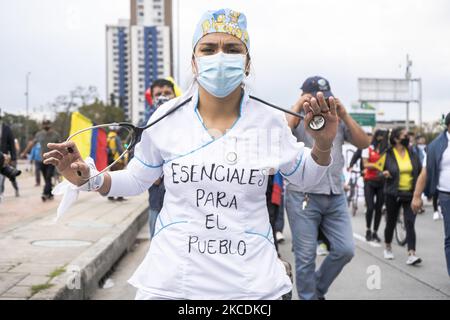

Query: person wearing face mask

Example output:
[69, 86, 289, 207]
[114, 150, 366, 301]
[22, 120, 61, 201]
[412, 134, 443, 220]
[382, 127, 423, 265]
[140, 79, 177, 127]
[361, 129, 388, 242]
[411, 135, 428, 215]
[413, 135, 427, 167]
[43, 9, 339, 300]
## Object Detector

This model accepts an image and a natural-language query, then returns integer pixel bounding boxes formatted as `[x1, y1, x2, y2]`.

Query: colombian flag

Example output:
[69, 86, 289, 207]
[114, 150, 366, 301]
[69, 112, 108, 171]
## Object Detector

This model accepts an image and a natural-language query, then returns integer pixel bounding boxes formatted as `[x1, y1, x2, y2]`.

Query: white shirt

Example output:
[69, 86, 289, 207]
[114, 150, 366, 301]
[437, 131, 450, 192]
[107, 87, 331, 299]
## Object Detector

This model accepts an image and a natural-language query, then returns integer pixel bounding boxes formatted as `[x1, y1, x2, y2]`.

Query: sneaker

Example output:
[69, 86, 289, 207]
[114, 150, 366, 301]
[406, 255, 422, 265]
[316, 243, 329, 256]
[15, 190, 20, 197]
[384, 249, 394, 260]
[276, 231, 285, 244]
[41, 194, 53, 202]
[372, 232, 381, 243]
[107, 197, 115, 201]
[433, 211, 443, 220]
[365, 230, 372, 242]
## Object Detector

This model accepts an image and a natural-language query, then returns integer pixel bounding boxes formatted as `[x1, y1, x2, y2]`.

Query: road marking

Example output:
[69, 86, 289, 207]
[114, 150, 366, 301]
[353, 233, 382, 248]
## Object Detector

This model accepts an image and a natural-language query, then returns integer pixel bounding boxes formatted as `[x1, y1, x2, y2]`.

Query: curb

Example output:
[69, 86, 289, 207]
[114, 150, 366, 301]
[30, 200, 149, 300]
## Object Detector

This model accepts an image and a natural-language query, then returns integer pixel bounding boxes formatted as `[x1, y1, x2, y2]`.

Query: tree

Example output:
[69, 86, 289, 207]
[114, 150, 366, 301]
[72, 86, 99, 106]
[52, 111, 72, 141]
[2, 113, 40, 149]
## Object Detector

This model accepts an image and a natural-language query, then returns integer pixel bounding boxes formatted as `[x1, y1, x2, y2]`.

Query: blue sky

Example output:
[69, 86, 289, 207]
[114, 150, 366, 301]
[1, 0, 449, 123]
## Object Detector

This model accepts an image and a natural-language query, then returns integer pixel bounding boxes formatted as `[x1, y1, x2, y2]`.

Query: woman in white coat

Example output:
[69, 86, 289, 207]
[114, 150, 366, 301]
[43, 8, 338, 300]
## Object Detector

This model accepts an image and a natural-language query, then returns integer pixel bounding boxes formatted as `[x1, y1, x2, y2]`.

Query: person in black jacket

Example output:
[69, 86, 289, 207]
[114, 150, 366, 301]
[382, 127, 423, 265]
[0, 113, 19, 198]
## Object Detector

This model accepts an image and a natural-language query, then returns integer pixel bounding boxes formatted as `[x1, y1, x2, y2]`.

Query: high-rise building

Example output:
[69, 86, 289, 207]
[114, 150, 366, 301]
[106, 19, 131, 118]
[106, 0, 172, 124]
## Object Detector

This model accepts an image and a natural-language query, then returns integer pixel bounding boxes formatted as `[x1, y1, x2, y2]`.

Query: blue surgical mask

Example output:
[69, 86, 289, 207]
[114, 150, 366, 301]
[195, 52, 246, 98]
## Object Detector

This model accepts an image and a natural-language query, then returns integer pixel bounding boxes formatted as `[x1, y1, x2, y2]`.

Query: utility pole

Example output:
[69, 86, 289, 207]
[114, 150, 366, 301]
[418, 78, 422, 131]
[405, 55, 412, 132]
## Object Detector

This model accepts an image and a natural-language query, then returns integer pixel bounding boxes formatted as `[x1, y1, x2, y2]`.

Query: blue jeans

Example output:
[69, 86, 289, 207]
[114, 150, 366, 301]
[286, 191, 355, 300]
[439, 191, 450, 276]
[149, 209, 160, 238]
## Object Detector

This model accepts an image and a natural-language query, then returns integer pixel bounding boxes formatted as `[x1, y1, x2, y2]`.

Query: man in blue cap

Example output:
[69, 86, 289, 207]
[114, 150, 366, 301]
[285, 76, 371, 299]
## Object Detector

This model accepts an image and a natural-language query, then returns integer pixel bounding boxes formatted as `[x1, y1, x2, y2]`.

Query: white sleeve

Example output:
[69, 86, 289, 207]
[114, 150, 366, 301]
[278, 117, 331, 188]
[107, 127, 163, 197]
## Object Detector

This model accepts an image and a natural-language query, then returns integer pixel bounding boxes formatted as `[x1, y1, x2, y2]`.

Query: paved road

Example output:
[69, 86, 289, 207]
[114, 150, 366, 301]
[91, 201, 450, 300]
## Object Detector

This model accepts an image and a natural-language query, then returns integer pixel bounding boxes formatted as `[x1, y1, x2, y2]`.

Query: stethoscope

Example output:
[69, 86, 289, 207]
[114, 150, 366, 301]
[67, 95, 326, 179]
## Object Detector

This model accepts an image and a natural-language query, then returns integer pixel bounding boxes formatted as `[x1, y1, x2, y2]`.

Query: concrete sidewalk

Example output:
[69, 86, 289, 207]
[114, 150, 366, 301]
[0, 168, 149, 300]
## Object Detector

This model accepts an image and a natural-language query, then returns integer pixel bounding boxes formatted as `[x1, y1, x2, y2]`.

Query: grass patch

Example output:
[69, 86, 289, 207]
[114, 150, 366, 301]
[29, 265, 67, 297]
[48, 266, 66, 279]
[31, 283, 54, 296]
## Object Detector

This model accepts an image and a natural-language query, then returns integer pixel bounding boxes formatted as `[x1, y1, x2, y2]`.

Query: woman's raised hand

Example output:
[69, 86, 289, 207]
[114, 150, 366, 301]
[43, 141, 90, 186]
[303, 91, 338, 149]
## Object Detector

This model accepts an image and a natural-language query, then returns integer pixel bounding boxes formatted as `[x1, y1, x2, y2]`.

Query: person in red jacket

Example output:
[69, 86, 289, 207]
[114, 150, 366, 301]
[362, 129, 387, 242]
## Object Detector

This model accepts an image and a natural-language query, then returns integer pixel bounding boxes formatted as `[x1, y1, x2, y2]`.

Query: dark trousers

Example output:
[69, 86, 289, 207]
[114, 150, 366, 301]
[0, 163, 19, 193]
[364, 181, 384, 231]
[267, 200, 279, 252]
[41, 163, 55, 196]
[384, 194, 417, 251]
[35, 161, 42, 185]
[433, 193, 439, 212]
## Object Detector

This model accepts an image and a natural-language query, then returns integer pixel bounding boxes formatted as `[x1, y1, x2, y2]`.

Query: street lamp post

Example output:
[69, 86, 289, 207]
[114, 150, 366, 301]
[25, 72, 31, 143]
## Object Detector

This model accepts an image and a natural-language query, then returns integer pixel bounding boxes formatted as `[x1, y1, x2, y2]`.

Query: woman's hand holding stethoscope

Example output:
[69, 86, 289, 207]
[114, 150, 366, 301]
[303, 92, 339, 148]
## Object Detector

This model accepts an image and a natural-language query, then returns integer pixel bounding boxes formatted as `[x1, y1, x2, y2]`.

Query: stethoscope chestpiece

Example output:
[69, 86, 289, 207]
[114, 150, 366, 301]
[308, 115, 326, 131]
[225, 136, 238, 165]
[225, 151, 238, 165]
